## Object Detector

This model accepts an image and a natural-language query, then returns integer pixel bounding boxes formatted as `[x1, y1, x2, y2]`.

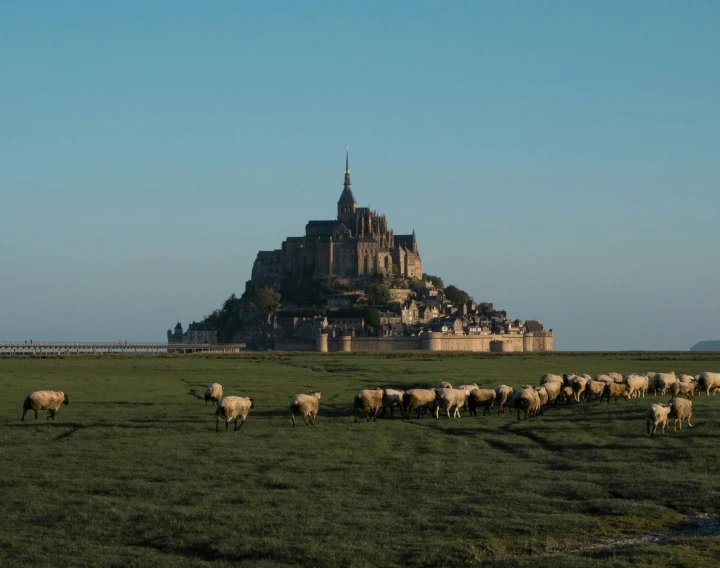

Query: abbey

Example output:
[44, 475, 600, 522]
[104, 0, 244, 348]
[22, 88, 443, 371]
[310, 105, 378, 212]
[250, 149, 422, 289]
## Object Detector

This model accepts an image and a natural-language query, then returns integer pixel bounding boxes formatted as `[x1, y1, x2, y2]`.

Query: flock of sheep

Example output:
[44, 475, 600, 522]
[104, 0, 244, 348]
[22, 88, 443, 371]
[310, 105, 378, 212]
[18, 371, 720, 437]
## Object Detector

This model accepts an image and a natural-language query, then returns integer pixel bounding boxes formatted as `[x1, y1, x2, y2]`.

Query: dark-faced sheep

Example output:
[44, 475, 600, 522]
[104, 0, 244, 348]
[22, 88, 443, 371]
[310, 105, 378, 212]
[600, 382, 630, 403]
[204, 383, 223, 406]
[290, 391, 321, 426]
[354, 389, 384, 422]
[21, 391, 69, 420]
[216, 396, 254, 432]
[645, 403, 671, 436]
[668, 397, 693, 431]
[402, 389, 437, 419]
[468, 388, 496, 417]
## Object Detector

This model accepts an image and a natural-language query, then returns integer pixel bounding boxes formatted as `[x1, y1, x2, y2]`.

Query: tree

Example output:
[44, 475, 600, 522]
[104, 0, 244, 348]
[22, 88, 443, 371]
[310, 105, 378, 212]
[422, 273, 444, 290]
[444, 285, 469, 307]
[256, 286, 281, 310]
[363, 306, 381, 328]
[366, 282, 391, 305]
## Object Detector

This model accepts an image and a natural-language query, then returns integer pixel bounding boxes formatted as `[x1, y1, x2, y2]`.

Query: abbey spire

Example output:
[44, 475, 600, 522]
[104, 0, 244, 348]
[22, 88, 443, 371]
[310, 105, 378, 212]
[337, 145, 357, 217]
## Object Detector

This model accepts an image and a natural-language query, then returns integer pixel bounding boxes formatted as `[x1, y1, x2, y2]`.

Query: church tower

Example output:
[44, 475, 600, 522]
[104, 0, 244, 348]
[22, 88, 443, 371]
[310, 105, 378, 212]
[337, 146, 357, 219]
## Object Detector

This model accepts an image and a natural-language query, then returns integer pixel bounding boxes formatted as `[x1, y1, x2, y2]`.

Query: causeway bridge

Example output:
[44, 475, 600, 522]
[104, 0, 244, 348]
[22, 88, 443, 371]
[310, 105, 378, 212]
[0, 342, 246, 355]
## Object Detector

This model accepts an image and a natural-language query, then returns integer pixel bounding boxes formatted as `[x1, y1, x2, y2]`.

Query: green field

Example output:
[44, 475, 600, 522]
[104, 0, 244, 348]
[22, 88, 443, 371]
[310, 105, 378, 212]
[2, 352, 720, 567]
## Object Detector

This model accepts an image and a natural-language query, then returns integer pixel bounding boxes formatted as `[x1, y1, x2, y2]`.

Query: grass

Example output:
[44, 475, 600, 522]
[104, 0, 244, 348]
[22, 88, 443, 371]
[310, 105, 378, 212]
[1, 351, 720, 567]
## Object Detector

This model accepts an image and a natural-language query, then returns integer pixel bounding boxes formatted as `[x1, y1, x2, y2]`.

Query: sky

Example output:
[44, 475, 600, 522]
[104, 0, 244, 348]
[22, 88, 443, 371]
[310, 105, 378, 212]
[1, 1, 718, 350]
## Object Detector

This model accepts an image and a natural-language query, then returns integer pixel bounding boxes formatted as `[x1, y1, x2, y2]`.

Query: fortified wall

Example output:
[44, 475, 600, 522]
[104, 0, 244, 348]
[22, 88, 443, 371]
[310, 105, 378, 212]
[306, 331, 554, 353]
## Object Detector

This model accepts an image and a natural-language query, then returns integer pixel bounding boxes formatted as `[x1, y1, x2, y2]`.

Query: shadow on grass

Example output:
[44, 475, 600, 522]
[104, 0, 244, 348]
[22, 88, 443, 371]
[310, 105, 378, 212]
[188, 389, 204, 401]
[82, 401, 156, 406]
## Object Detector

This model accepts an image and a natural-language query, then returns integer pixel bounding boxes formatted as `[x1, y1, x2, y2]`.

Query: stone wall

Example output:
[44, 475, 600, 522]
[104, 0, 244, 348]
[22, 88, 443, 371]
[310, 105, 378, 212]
[314, 331, 554, 353]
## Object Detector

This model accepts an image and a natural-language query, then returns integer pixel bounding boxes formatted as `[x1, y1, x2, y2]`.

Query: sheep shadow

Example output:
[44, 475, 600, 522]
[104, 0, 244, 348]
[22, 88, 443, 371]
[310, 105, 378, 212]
[188, 389, 204, 401]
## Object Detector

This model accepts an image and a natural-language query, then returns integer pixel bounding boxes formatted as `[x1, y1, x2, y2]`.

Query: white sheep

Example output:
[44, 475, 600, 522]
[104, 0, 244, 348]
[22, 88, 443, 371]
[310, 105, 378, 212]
[542, 381, 562, 405]
[540, 374, 563, 386]
[571, 376, 589, 402]
[354, 389, 384, 422]
[403, 389, 437, 419]
[433, 388, 468, 419]
[698, 372, 720, 396]
[652, 372, 677, 396]
[669, 381, 695, 400]
[624, 374, 649, 399]
[468, 388, 496, 416]
[215, 396, 254, 432]
[494, 385, 514, 414]
[436, 382, 453, 389]
[379, 388, 405, 418]
[645, 403, 671, 436]
[608, 372, 624, 383]
[21, 391, 69, 420]
[668, 397, 693, 431]
[204, 383, 223, 406]
[583, 380, 606, 402]
[290, 391, 322, 426]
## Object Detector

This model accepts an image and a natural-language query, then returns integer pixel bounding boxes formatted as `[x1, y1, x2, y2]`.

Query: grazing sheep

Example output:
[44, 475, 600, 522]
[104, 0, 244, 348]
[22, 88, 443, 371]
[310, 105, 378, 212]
[571, 376, 589, 402]
[669, 381, 695, 400]
[290, 391, 322, 426]
[678, 374, 695, 384]
[595, 374, 615, 384]
[494, 385, 514, 414]
[600, 382, 630, 403]
[698, 372, 720, 396]
[215, 396, 254, 432]
[560, 385, 574, 404]
[468, 388, 496, 417]
[436, 382, 453, 389]
[509, 387, 541, 421]
[433, 388, 468, 419]
[624, 374, 649, 399]
[668, 397, 693, 431]
[540, 374, 564, 386]
[204, 383, 223, 406]
[379, 388, 405, 418]
[608, 372, 624, 383]
[403, 389, 437, 419]
[583, 380, 606, 402]
[21, 391, 69, 421]
[653, 372, 677, 396]
[542, 381, 562, 405]
[645, 404, 671, 436]
[354, 389, 384, 422]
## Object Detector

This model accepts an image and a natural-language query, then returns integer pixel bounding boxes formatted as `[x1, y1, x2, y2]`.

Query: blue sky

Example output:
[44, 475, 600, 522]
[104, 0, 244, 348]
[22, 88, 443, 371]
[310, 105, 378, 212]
[1, 1, 718, 349]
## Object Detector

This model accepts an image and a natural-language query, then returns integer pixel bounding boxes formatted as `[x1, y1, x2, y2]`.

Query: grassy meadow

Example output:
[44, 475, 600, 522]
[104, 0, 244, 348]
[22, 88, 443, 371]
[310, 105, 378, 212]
[1, 351, 720, 567]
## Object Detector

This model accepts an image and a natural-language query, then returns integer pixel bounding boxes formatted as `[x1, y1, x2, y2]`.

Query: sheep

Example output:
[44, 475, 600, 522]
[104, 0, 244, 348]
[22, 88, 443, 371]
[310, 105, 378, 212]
[509, 387, 540, 420]
[595, 374, 615, 383]
[494, 385, 514, 414]
[540, 374, 563, 386]
[215, 396, 254, 432]
[600, 382, 630, 403]
[583, 380, 606, 402]
[645, 404, 671, 436]
[433, 388, 468, 419]
[668, 397, 693, 431]
[678, 374, 695, 384]
[536, 386, 549, 410]
[698, 372, 720, 396]
[354, 389, 384, 422]
[379, 388, 404, 418]
[669, 381, 695, 400]
[653, 372, 677, 396]
[571, 376, 589, 402]
[21, 391, 69, 421]
[290, 391, 321, 426]
[608, 372, 624, 383]
[436, 382, 453, 389]
[542, 381, 562, 405]
[560, 385, 574, 404]
[624, 374, 649, 399]
[456, 383, 480, 393]
[403, 389, 437, 419]
[204, 383, 223, 406]
[467, 388, 496, 417]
